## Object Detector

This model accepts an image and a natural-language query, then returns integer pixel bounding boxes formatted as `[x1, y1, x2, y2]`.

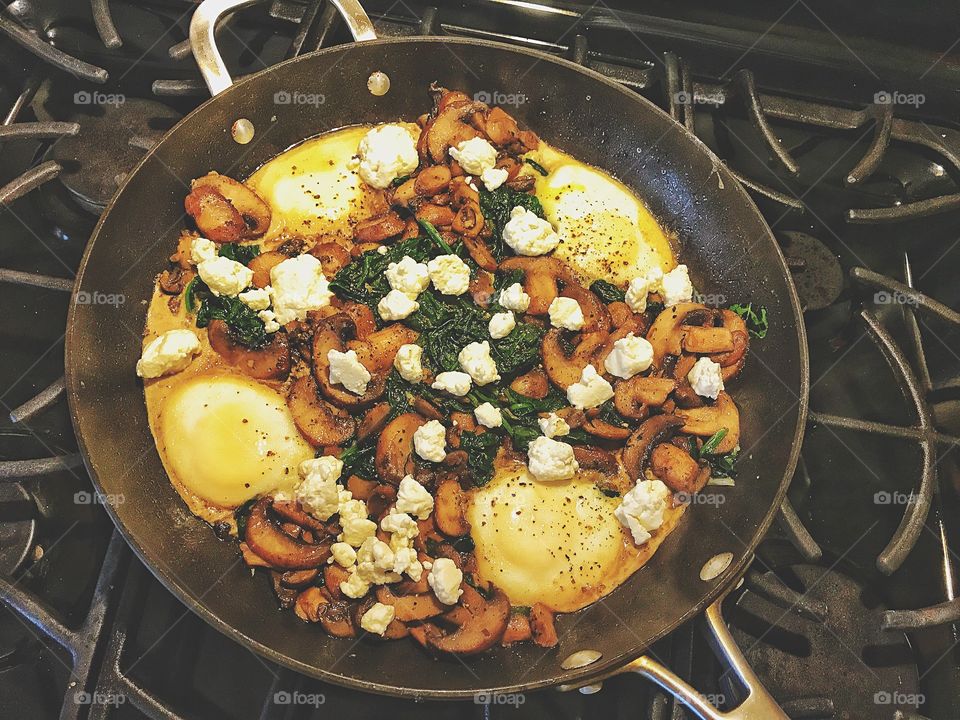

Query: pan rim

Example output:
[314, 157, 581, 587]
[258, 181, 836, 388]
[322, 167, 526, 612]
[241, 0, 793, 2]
[65, 35, 810, 699]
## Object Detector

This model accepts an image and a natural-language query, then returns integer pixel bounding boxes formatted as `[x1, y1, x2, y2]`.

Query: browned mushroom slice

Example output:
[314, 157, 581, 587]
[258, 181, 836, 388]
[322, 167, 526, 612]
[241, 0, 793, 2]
[271, 500, 328, 534]
[681, 325, 734, 354]
[191, 172, 271, 238]
[582, 417, 631, 440]
[483, 106, 520, 147]
[280, 568, 320, 588]
[650, 442, 710, 494]
[357, 403, 392, 442]
[461, 234, 498, 271]
[239, 542, 272, 568]
[501, 610, 533, 645]
[498, 256, 575, 315]
[710, 310, 750, 382]
[318, 601, 358, 638]
[414, 165, 452, 196]
[529, 603, 559, 647]
[622, 414, 686, 482]
[312, 316, 387, 408]
[348, 323, 419, 374]
[287, 374, 356, 446]
[675, 391, 740, 454]
[414, 584, 511, 655]
[415, 203, 456, 228]
[367, 484, 398, 519]
[184, 184, 248, 244]
[541, 328, 608, 390]
[323, 563, 351, 601]
[422, 101, 487, 163]
[560, 281, 611, 333]
[245, 498, 332, 570]
[614, 376, 676, 419]
[375, 584, 446, 622]
[271, 571, 299, 608]
[572, 445, 619, 473]
[646, 301, 709, 367]
[434, 479, 470, 537]
[353, 211, 406, 243]
[309, 241, 352, 279]
[294, 586, 329, 622]
[207, 319, 291, 380]
[375, 412, 426, 485]
[247, 250, 286, 288]
[509, 368, 550, 399]
[346, 474, 377, 500]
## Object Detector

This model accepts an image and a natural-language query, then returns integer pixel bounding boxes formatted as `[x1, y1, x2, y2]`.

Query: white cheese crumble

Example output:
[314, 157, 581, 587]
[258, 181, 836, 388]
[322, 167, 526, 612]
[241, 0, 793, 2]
[197, 255, 253, 297]
[339, 570, 371, 599]
[380, 510, 419, 540]
[502, 206, 560, 256]
[625, 275, 651, 313]
[413, 419, 447, 462]
[395, 475, 434, 519]
[687, 357, 725, 399]
[238, 286, 271, 311]
[327, 348, 371, 395]
[386, 255, 430, 296]
[189, 236, 217, 265]
[527, 436, 579, 482]
[548, 296, 585, 330]
[339, 515, 377, 548]
[356, 124, 419, 189]
[135, 329, 201, 378]
[329, 542, 357, 567]
[427, 557, 463, 605]
[448, 137, 498, 176]
[614, 479, 670, 545]
[394, 343, 424, 383]
[427, 254, 471, 295]
[474, 402, 503, 428]
[269, 254, 332, 325]
[538, 412, 570, 438]
[377, 288, 419, 321]
[566, 364, 614, 409]
[604, 333, 654, 379]
[661, 264, 693, 307]
[360, 602, 396, 636]
[294, 456, 344, 520]
[480, 166, 509, 191]
[488, 310, 516, 339]
[498, 282, 531, 312]
[458, 340, 500, 386]
[258, 309, 280, 333]
[356, 537, 401, 585]
[431, 371, 472, 396]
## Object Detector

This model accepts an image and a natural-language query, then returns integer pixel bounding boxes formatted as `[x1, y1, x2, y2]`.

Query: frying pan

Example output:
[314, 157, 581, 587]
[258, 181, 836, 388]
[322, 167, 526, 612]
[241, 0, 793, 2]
[65, 0, 809, 715]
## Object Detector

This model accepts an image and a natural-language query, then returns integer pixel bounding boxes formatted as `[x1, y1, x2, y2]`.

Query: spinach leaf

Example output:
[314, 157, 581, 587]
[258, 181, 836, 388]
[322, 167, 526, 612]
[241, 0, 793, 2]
[596, 399, 630, 429]
[183, 276, 200, 312]
[193, 279, 268, 349]
[490, 321, 545, 376]
[218, 243, 261, 265]
[729, 303, 768, 339]
[407, 291, 489, 373]
[478, 186, 545, 260]
[459, 430, 500, 486]
[590, 279, 626, 304]
[705, 447, 739, 479]
[329, 236, 433, 309]
[698, 428, 728, 456]
[524, 158, 549, 176]
[417, 219, 455, 254]
[339, 441, 377, 480]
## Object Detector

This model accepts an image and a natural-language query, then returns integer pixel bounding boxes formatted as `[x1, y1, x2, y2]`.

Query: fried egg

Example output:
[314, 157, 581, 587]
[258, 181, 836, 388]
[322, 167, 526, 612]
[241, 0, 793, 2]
[467, 461, 684, 612]
[154, 373, 312, 510]
[246, 125, 416, 244]
[529, 145, 675, 286]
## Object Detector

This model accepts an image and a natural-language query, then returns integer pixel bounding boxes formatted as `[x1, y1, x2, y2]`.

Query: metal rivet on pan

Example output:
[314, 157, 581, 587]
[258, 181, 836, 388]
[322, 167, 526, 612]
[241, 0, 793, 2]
[578, 683, 602, 695]
[700, 552, 734, 581]
[231, 118, 254, 144]
[561, 649, 602, 670]
[367, 71, 390, 96]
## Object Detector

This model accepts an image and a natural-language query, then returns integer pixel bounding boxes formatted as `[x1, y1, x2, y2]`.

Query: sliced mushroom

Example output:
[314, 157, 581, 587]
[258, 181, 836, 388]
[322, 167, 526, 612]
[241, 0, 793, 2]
[309, 241, 352, 279]
[354, 211, 405, 243]
[622, 414, 686, 482]
[357, 403, 392, 442]
[248, 250, 286, 288]
[501, 611, 533, 645]
[646, 302, 709, 367]
[184, 184, 248, 244]
[422, 100, 487, 163]
[367, 484, 397, 519]
[375, 412, 426, 485]
[434, 478, 470, 537]
[287, 374, 356, 446]
[191, 172, 271, 238]
[323, 563, 351, 601]
[499, 256, 575, 315]
[682, 325, 734, 354]
[510, 368, 550, 399]
[294, 586, 329, 622]
[375, 584, 446, 622]
[271, 500, 328, 534]
[207, 319, 291, 380]
[280, 568, 320, 588]
[710, 310, 750, 381]
[572, 445, 619, 473]
[614, 376, 675, 418]
[675, 391, 740, 454]
[240, 542, 272, 568]
[312, 315, 387, 407]
[348, 323, 418, 373]
[415, 203, 456, 228]
[412, 583, 510, 655]
[650, 442, 710, 494]
[560, 281, 611, 334]
[541, 329, 608, 390]
[271, 571, 299, 608]
[461, 234, 498, 271]
[529, 602, 559, 647]
[318, 600, 358, 638]
[582, 417, 631, 440]
[245, 498, 333, 570]
[414, 165, 452, 196]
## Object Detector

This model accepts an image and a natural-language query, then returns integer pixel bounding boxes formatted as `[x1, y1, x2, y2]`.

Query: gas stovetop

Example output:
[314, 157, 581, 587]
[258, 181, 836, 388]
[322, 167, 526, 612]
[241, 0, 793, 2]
[1, 2, 959, 718]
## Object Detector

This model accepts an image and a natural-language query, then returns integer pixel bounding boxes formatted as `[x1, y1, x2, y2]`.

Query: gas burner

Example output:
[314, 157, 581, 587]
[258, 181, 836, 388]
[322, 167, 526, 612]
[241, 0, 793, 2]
[779, 231, 844, 312]
[47, 97, 181, 214]
[730, 563, 921, 719]
[0, 482, 35, 575]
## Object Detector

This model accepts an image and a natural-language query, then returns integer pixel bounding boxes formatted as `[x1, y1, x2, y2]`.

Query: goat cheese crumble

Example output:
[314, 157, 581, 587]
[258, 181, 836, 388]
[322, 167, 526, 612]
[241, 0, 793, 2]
[427, 557, 463, 605]
[136, 329, 201, 378]
[327, 348, 371, 396]
[661, 264, 693, 307]
[498, 282, 531, 312]
[488, 310, 516, 339]
[360, 602, 396, 636]
[548, 296, 585, 330]
[294, 456, 344, 520]
[458, 340, 500, 386]
[238, 286, 271, 311]
[196, 255, 253, 297]
[431, 371, 472, 396]
[386, 255, 430, 296]
[474, 402, 503, 428]
[395, 475, 434, 519]
[413, 420, 447, 462]
[448, 137, 500, 190]
[567, 364, 614, 409]
[189, 236, 217, 265]
[427, 254, 471, 295]
[538, 412, 570, 438]
[502, 206, 560, 256]
[269, 254, 332, 325]
[356, 124, 419, 189]
[377, 288, 420, 321]
[394, 343, 424, 383]
[614, 479, 670, 545]
[527, 436, 579, 482]
[687, 357, 724, 399]
[604, 333, 654, 379]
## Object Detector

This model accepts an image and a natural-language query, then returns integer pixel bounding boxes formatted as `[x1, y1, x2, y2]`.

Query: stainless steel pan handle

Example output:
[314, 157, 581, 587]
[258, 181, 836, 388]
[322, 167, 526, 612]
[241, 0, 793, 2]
[604, 584, 788, 719]
[190, 0, 377, 96]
